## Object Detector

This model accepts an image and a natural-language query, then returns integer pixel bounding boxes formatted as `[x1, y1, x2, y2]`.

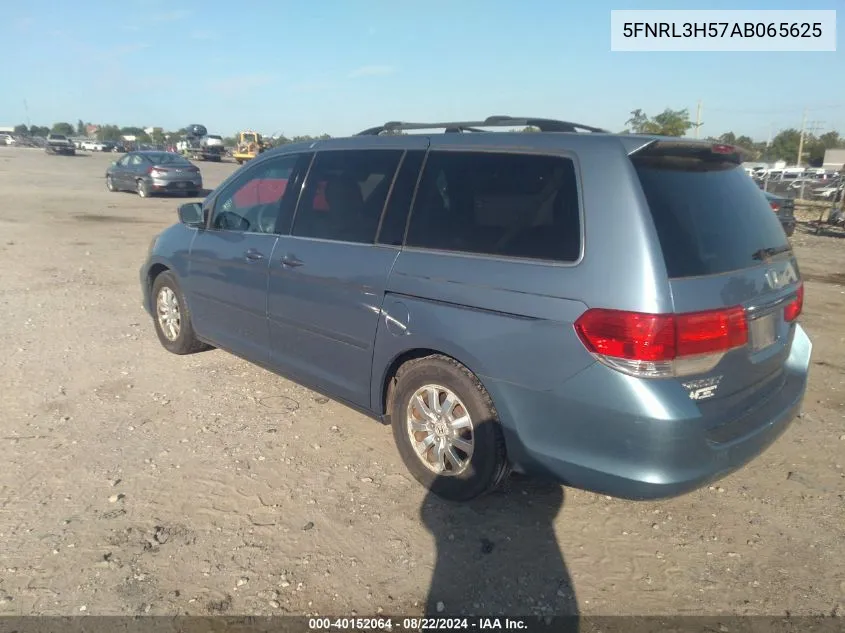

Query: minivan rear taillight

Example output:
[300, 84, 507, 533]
[574, 306, 748, 378]
[783, 282, 803, 322]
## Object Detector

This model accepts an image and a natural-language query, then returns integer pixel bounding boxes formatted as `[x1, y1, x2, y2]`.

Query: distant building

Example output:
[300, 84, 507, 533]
[822, 149, 845, 171]
[0, 126, 14, 134]
[86, 124, 100, 136]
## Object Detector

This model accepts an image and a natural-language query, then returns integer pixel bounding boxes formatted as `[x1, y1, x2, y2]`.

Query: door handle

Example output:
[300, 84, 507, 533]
[244, 248, 265, 262]
[281, 254, 304, 268]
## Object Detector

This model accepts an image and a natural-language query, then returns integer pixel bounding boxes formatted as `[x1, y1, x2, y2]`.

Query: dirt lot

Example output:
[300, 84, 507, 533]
[0, 146, 843, 619]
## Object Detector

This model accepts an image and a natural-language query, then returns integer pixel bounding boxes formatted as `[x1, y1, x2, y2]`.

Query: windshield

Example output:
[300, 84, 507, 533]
[633, 157, 790, 278]
[50, 134, 67, 140]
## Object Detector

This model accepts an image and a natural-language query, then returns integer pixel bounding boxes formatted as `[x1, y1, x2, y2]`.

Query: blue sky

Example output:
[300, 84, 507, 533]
[2, 0, 842, 140]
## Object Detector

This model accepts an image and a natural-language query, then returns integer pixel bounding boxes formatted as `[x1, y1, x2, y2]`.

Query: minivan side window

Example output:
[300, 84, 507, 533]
[292, 149, 403, 244]
[405, 151, 581, 262]
[210, 154, 300, 233]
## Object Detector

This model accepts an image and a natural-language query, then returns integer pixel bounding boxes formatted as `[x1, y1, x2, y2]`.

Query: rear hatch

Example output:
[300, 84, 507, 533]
[631, 140, 803, 414]
[151, 160, 199, 180]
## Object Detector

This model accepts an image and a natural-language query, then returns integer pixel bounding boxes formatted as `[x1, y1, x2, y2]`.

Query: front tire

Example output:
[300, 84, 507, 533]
[137, 179, 151, 198]
[150, 271, 209, 355]
[106, 175, 116, 192]
[390, 355, 510, 502]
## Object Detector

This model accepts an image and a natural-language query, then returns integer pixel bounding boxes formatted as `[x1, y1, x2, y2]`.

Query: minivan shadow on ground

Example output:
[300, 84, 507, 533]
[420, 473, 579, 627]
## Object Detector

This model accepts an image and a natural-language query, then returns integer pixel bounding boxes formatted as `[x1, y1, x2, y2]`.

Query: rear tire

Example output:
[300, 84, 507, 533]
[390, 355, 510, 502]
[150, 271, 209, 355]
[137, 179, 151, 198]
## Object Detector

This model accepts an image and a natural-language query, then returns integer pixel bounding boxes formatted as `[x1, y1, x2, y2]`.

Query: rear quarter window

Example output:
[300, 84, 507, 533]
[633, 158, 790, 278]
[405, 151, 581, 262]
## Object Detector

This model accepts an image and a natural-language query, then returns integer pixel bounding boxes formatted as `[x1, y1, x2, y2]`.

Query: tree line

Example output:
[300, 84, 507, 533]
[12, 110, 844, 165]
[11, 121, 334, 148]
[13, 120, 167, 144]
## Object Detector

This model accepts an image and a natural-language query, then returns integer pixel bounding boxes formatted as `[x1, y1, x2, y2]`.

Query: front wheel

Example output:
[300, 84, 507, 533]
[106, 175, 116, 192]
[137, 179, 151, 198]
[390, 355, 510, 502]
[150, 271, 210, 355]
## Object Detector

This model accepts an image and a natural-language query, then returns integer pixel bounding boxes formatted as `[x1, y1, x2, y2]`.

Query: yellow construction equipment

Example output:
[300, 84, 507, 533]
[232, 130, 268, 164]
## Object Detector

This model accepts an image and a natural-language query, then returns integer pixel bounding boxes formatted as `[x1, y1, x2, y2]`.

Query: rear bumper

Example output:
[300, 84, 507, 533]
[486, 324, 813, 500]
[150, 177, 202, 193]
[781, 218, 796, 235]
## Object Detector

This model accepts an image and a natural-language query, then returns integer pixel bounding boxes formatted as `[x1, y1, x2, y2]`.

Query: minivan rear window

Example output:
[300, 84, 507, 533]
[633, 153, 791, 278]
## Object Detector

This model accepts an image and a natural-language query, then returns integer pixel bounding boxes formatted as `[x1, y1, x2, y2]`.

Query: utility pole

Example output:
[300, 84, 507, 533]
[804, 120, 825, 142]
[796, 108, 808, 167]
[23, 99, 31, 129]
[798, 120, 826, 200]
[694, 100, 702, 139]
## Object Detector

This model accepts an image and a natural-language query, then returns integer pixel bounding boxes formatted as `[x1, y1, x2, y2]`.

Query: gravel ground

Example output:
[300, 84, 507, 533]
[0, 146, 843, 618]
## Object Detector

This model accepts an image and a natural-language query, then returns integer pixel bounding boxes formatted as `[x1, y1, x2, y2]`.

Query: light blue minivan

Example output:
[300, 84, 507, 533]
[140, 117, 811, 502]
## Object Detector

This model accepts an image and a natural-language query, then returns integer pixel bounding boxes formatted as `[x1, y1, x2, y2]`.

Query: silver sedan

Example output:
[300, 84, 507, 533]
[105, 150, 203, 198]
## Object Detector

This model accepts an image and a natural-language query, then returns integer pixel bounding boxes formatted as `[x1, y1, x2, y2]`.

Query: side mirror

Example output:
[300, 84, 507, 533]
[178, 202, 205, 227]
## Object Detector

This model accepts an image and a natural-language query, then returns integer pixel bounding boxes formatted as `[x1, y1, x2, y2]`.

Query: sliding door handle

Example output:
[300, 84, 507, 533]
[281, 255, 304, 268]
[244, 248, 265, 262]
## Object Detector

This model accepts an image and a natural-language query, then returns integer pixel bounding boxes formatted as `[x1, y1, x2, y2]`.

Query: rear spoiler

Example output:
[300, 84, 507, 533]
[621, 137, 746, 164]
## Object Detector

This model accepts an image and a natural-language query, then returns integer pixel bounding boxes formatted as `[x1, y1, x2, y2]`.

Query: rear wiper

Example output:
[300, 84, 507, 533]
[752, 244, 792, 261]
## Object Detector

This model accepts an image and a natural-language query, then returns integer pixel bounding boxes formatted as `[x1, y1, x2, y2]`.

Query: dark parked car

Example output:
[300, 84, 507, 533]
[106, 151, 203, 198]
[763, 191, 796, 236]
[139, 116, 811, 502]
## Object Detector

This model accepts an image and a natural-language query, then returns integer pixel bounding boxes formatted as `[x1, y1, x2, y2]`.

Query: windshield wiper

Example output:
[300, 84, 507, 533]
[752, 244, 792, 261]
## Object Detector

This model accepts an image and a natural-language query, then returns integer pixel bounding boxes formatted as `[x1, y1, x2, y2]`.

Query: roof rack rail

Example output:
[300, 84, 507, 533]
[356, 116, 608, 136]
